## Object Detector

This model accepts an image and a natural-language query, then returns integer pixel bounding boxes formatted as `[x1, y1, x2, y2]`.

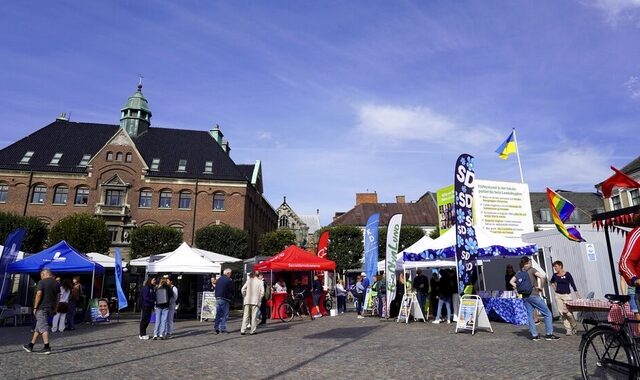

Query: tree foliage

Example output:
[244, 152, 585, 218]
[258, 229, 296, 256]
[195, 225, 249, 259]
[429, 228, 441, 239]
[48, 213, 111, 254]
[377, 226, 426, 260]
[130, 225, 182, 259]
[321, 225, 363, 272]
[0, 211, 48, 253]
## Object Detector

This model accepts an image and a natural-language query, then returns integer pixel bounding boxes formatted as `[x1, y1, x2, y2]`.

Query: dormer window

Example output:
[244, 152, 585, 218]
[116, 152, 123, 161]
[204, 161, 213, 174]
[20, 151, 34, 164]
[150, 158, 160, 171]
[49, 153, 63, 165]
[78, 154, 91, 166]
[178, 159, 187, 172]
[125, 153, 132, 162]
[107, 151, 113, 161]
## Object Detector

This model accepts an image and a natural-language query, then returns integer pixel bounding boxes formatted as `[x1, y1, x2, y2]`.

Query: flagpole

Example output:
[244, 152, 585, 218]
[512, 128, 524, 183]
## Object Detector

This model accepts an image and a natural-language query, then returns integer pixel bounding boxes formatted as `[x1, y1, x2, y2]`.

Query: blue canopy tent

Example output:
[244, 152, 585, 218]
[7, 240, 105, 299]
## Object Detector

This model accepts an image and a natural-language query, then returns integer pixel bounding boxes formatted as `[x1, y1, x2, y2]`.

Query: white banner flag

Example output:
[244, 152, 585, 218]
[385, 214, 403, 315]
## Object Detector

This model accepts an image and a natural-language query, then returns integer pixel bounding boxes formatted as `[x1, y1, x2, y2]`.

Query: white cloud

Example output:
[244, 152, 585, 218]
[624, 75, 640, 100]
[257, 131, 272, 140]
[583, 0, 640, 23]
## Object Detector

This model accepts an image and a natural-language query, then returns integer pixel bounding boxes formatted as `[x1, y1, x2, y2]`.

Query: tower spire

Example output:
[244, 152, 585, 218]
[120, 81, 152, 137]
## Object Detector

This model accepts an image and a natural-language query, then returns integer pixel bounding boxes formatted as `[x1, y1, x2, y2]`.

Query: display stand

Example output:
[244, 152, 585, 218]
[396, 292, 426, 323]
[199, 292, 216, 322]
[455, 295, 492, 335]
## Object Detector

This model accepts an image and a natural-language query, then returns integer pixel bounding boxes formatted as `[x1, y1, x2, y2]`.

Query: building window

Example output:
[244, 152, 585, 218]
[279, 215, 289, 228]
[139, 190, 153, 208]
[171, 225, 184, 234]
[108, 227, 119, 243]
[106, 151, 113, 161]
[612, 195, 621, 210]
[213, 193, 225, 210]
[20, 151, 34, 164]
[74, 186, 89, 205]
[49, 153, 63, 165]
[150, 158, 160, 171]
[0, 183, 8, 203]
[125, 153, 132, 162]
[204, 161, 213, 174]
[53, 186, 68, 204]
[540, 209, 551, 223]
[631, 189, 640, 206]
[78, 154, 91, 166]
[178, 159, 187, 172]
[178, 191, 192, 209]
[105, 190, 124, 206]
[31, 185, 47, 204]
[159, 190, 172, 208]
[116, 152, 123, 161]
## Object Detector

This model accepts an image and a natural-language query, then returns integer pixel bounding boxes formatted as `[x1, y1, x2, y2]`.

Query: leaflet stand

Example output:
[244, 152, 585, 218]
[455, 295, 492, 335]
[396, 292, 426, 323]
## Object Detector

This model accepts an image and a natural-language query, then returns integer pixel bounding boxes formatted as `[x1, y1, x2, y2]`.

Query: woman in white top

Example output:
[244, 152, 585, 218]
[274, 279, 287, 293]
[52, 279, 72, 332]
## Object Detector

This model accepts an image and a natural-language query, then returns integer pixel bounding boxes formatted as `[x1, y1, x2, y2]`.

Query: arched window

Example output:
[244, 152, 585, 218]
[0, 182, 8, 203]
[279, 215, 289, 228]
[213, 192, 225, 210]
[159, 190, 172, 208]
[125, 153, 132, 162]
[115, 152, 123, 161]
[53, 185, 69, 204]
[178, 191, 192, 209]
[74, 186, 89, 205]
[139, 189, 153, 208]
[31, 185, 47, 204]
[106, 151, 113, 161]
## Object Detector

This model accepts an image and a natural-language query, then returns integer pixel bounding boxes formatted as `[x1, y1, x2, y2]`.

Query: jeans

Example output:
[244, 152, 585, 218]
[337, 295, 346, 313]
[259, 300, 268, 324]
[153, 307, 169, 337]
[436, 297, 452, 321]
[67, 302, 77, 329]
[214, 299, 230, 332]
[356, 294, 364, 315]
[523, 295, 553, 337]
[166, 306, 176, 335]
[139, 306, 153, 336]
[417, 292, 428, 319]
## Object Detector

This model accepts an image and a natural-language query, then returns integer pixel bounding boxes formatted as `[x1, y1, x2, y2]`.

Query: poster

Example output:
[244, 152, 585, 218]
[457, 298, 478, 330]
[474, 180, 534, 239]
[397, 293, 412, 323]
[90, 298, 110, 323]
[200, 292, 216, 321]
[436, 185, 455, 234]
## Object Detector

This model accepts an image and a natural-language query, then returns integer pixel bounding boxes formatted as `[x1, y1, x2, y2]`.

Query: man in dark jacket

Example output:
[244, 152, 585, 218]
[413, 269, 429, 319]
[214, 268, 234, 334]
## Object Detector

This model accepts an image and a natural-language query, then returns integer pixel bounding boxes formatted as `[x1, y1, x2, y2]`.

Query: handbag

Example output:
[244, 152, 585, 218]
[57, 302, 69, 313]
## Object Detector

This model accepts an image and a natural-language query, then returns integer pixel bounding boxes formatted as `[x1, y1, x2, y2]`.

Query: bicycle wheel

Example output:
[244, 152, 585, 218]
[278, 303, 294, 323]
[580, 327, 637, 379]
[325, 296, 333, 311]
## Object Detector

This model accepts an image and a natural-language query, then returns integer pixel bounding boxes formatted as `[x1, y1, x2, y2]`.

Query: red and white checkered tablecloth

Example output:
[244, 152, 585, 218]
[566, 299, 633, 327]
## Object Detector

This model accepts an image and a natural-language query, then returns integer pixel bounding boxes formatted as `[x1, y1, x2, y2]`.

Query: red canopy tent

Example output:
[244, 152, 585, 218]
[254, 245, 336, 271]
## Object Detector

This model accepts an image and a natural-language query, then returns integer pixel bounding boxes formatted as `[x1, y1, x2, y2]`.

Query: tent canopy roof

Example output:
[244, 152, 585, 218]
[146, 242, 221, 274]
[254, 245, 336, 271]
[7, 240, 104, 274]
[191, 247, 242, 263]
[86, 252, 128, 269]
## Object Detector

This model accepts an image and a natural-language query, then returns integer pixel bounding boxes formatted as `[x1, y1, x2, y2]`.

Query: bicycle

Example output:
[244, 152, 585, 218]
[278, 292, 314, 322]
[324, 294, 334, 311]
[579, 294, 640, 379]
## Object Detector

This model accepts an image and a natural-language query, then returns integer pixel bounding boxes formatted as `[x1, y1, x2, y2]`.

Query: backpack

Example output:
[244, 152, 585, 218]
[156, 287, 169, 305]
[515, 270, 533, 297]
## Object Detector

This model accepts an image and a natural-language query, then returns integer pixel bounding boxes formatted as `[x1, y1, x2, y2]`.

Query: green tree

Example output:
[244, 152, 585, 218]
[195, 225, 249, 259]
[48, 213, 110, 254]
[321, 225, 363, 273]
[258, 229, 296, 256]
[429, 228, 441, 239]
[377, 226, 426, 260]
[130, 225, 182, 259]
[0, 212, 48, 253]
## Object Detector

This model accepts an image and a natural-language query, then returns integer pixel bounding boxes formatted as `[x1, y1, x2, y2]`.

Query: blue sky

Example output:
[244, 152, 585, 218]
[1, 1, 640, 226]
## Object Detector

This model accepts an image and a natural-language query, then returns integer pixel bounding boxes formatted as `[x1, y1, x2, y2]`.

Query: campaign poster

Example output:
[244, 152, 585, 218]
[436, 185, 455, 234]
[90, 298, 110, 323]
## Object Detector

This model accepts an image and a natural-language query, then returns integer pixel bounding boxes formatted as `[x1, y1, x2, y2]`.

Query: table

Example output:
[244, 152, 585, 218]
[481, 297, 528, 325]
[566, 299, 632, 326]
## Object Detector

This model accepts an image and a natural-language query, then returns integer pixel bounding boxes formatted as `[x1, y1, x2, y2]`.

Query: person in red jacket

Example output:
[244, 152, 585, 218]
[619, 227, 640, 288]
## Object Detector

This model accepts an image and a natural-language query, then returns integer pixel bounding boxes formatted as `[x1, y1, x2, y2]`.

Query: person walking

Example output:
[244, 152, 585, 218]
[153, 278, 173, 340]
[240, 271, 264, 335]
[23, 268, 59, 354]
[67, 276, 82, 330]
[51, 279, 71, 332]
[139, 277, 156, 340]
[510, 256, 559, 341]
[413, 269, 429, 319]
[214, 268, 234, 334]
[550, 261, 580, 336]
[165, 276, 179, 339]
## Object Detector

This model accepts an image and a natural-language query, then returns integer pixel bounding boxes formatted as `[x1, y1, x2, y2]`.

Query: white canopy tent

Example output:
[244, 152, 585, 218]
[401, 235, 434, 255]
[146, 242, 221, 274]
[191, 247, 242, 264]
[129, 253, 168, 267]
[86, 252, 128, 269]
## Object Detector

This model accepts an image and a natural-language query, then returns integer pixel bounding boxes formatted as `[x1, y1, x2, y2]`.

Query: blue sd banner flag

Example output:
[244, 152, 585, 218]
[0, 228, 27, 304]
[364, 213, 380, 281]
[114, 248, 128, 310]
[454, 154, 478, 294]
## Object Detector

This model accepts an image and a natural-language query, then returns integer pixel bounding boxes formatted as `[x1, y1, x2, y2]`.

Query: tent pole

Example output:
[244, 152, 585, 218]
[604, 223, 619, 295]
[101, 273, 105, 298]
[90, 265, 95, 300]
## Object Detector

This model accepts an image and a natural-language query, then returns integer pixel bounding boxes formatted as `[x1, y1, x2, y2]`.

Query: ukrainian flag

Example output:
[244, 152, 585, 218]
[495, 131, 517, 160]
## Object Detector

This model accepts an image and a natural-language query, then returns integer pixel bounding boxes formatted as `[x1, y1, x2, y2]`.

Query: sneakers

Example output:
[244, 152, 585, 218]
[531, 336, 540, 341]
[40, 347, 51, 355]
[214, 330, 220, 334]
[139, 335, 150, 340]
[446, 319, 451, 324]
[22, 344, 33, 353]
[545, 334, 560, 341]
[432, 320, 441, 324]
[566, 329, 576, 336]
[357, 315, 365, 319]
[152, 336, 158, 340]
[314, 314, 322, 318]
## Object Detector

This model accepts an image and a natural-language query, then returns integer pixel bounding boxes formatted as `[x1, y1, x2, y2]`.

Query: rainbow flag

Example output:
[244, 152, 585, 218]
[495, 131, 517, 159]
[546, 188, 585, 242]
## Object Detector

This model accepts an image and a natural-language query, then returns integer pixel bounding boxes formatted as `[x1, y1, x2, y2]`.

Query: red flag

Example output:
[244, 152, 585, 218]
[316, 231, 329, 258]
[601, 166, 640, 198]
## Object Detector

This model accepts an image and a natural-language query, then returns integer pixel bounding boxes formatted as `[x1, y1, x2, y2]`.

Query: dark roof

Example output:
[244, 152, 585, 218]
[237, 164, 255, 182]
[621, 156, 640, 175]
[529, 190, 603, 224]
[330, 201, 439, 227]
[0, 120, 249, 182]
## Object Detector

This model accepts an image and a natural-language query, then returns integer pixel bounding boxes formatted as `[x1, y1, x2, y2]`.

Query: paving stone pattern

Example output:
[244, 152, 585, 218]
[0, 311, 584, 379]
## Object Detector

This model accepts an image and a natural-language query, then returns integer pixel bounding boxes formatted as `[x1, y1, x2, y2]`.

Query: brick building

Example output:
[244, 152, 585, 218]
[0, 84, 277, 258]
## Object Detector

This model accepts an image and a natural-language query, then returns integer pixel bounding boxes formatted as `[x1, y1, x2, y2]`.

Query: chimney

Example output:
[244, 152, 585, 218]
[210, 124, 231, 155]
[356, 192, 378, 205]
[396, 195, 406, 204]
[56, 112, 69, 121]
[221, 138, 231, 155]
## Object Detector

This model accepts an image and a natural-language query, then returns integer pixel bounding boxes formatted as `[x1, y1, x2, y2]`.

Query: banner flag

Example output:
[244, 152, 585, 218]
[317, 231, 329, 258]
[454, 154, 478, 294]
[601, 166, 640, 198]
[495, 131, 517, 160]
[0, 228, 26, 304]
[385, 214, 402, 313]
[364, 213, 380, 281]
[546, 188, 585, 242]
[114, 248, 128, 310]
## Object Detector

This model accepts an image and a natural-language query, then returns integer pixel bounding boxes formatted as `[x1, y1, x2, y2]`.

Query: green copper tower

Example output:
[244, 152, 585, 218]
[120, 82, 152, 137]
